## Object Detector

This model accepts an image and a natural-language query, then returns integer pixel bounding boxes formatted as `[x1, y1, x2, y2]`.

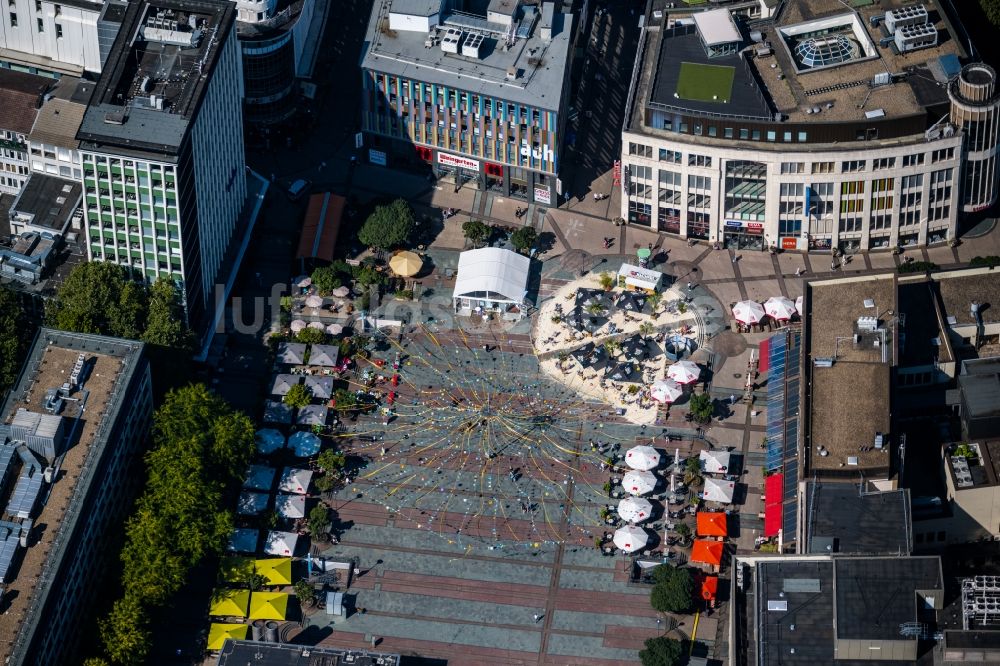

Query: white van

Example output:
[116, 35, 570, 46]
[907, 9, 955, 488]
[287, 179, 310, 200]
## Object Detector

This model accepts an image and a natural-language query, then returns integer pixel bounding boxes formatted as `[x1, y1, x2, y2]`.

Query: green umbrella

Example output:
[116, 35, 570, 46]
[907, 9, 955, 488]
[636, 248, 652, 259]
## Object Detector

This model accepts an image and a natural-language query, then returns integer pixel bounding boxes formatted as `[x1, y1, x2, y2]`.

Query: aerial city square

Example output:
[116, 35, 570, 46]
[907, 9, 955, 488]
[3, 0, 1000, 664]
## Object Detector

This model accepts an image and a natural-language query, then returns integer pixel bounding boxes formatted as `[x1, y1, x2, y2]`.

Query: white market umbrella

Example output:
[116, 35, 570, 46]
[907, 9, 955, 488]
[703, 477, 736, 504]
[264, 530, 299, 556]
[290, 319, 307, 332]
[618, 496, 653, 523]
[732, 300, 765, 325]
[278, 467, 313, 494]
[667, 360, 701, 385]
[650, 379, 683, 404]
[764, 296, 796, 322]
[255, 429, 285, 454]
[625, 445, 661, 471]
[276, 494, 306, 519]
[293, 275, 311, 288]
[308, 321, 326, 330]
[613, 525, 649, 553]
[795, 295, 804, 316]
[621, 470, 657, 496]
[326, 323, 343, 335]
[305, 295, 324, 308]
[288, 431, 321, 457]
[332, 286, 350, 298]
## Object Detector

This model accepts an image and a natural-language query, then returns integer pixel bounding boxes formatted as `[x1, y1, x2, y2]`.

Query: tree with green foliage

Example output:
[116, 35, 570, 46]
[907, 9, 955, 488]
[897, 260, 939, 274]
[47, 262, 147, 338]
[296, 326, 327, 345]
[462, 220, 491, 246]
[99, 385, 254, 664]
[0, 286, 26, 399]
[283, 383, 313, 409]
[981, 0, 1000, 27]
[970, 255, 1000, 269]
[639, 636, 684, 666]
[309, 503, 331, 535]
[358, 199, 414, 250]
[355, 265, 387, 287]
[294, 579, 317, 608]
[83, 659, 112, 666]
[310, 266, 343, 294]
[511, 225, 537, 252]
[318, 448, 347, 472]
[688, 393, 714, 424]
[99, 596, 151, 666]
[142, 278, 195, 351]
[333, 388, 357, 411]
[650, 565, 694, 614]
[598, 272, 615, 290]
[674, 523, 691, 541]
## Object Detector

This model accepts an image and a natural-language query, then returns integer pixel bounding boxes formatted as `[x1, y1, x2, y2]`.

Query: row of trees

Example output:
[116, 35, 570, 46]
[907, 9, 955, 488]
[0, 286, 27, 400]
[95, 385, 256, 665]
[462, 220, 537, 253]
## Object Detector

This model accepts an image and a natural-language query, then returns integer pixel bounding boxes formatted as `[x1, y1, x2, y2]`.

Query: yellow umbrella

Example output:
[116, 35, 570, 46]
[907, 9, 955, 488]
[209, 589, 250, 618]
[389, 251, 423, 277]
[254, 557, 293, 586]
[219, 556, 254, 583]
[248, 591, 289, 620]
[207, 623, 248, 650]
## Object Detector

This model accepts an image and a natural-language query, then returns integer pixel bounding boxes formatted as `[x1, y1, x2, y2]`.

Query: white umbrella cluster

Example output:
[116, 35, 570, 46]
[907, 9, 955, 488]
[622, 470, 657, 496]
[732, 300, 765, 325]
[613, 525, 648, 553]
[764, 296, 796, 321]
[618, 496, 653, 523]
[666, 360, 701, 385]
[650, 379, 683, 404]
[625, 445, 660, 471]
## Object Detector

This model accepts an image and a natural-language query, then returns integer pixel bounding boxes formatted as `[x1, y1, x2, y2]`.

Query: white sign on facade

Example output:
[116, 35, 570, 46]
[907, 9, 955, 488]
[368, 149, 387, 166]
[534, 187, 551, 204]
[354, 132, 364, 149]
[437, 152, 480, 172]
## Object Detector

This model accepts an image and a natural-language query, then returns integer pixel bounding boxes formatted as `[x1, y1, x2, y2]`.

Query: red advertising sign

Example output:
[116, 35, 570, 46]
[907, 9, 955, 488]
[613, 160, 621, 186]
[781, 237, 798, 250]
[437, 151, 480, 172]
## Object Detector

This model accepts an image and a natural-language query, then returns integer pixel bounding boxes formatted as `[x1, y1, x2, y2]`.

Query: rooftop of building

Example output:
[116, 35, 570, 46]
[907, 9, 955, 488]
[216, 641, 401, 666]
[632, 0, 968, 138]
[362, 0, 573, 110]
[746, 554, 942, 666]
[897, 277, 954, 368]
[0, 329, 145, 665]
[28, 77, 94, 150]
[959, 372, 1000, 421]
[943, 629, 1000, 650]
[804, 483, 911, 555]
[0, 70, 52, 136]
[804, 275, 897, 474]
[945, 440, 1000, 491]
[235, 0, 308, 39]
[77, 0, 236, 156]
[932, 268, 1000, 328]
[9, 174, 82, 234]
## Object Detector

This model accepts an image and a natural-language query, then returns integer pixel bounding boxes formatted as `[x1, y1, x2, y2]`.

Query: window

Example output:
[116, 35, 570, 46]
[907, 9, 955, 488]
[780, 162, 804, 174]
[739, 129, 749, 140]
[901, 174, 923, 189]
[9, 12, 16, 26]
[36, 17, 42, 31]
[688, 175, 711, 190]
[873, 157, 896, 170]
[902, 153, 925, 167]
[631, 165, 652, 180]
[658, 148, 681, 163]
[839, 217, 862, 233]
[34, 0, 40, 10]
[798, 132, 808, 142]
[842, 160, 865, 173]
[55, 22, 61, 38]
[628, 142, 652, 158]
[724, 128, 734, 138]
[708, 126, 717, 137]
[766, 131, 776, 142]
[688, 154, 711, 167]
[778, 219, 801, 234]
[932, 147, 954, 163]
[812, 161, 834, 174]
[783, 131, 792, 142]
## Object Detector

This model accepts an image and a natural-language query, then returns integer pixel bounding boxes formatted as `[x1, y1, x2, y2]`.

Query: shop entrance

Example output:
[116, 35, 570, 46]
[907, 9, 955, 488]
[722, 223, 764, 250]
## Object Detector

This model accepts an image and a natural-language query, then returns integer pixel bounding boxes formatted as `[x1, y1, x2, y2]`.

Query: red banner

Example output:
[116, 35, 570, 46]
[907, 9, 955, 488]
[613, 160, 621, 186]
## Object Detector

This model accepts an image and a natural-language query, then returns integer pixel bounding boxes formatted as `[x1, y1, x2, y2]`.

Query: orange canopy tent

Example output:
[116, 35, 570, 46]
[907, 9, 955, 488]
[696, 512, 728, 537]
[700, 575, 719, 601]
[690, 539, 724, 567]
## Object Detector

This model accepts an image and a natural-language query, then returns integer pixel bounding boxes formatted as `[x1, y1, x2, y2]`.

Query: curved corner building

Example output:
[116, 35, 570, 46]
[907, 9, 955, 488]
[620, 0, 1000, 252]
[234, 0, 325, 125]
[949, 63, 1000, 213]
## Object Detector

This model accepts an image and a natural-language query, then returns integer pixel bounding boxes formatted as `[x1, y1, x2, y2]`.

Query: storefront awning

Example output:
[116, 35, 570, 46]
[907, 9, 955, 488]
[764, 473, 783, 537]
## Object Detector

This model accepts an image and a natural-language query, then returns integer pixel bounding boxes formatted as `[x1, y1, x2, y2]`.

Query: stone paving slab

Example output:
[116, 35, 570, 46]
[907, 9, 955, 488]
[550, 609, 660, 633]
[558, 568, 651, 595]
[545, 633, 646, 663]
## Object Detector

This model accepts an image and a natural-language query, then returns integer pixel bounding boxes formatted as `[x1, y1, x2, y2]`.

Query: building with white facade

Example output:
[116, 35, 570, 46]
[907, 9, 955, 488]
[0, 69, 51, 195]
[234, 0, 328, 125]
[620, 0, 998, 253]
[0, 0, 127, 77]
[361, 0, 575, 205]
[75, 0, 247, 336]
[26, 75, 92, 181]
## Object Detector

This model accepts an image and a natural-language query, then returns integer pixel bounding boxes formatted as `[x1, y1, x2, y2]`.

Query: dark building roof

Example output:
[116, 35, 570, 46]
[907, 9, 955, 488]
[217, 641, 400, 666]
[960, 372, 1000, 420]
[0, 70, 51, 135]
[943, 630, 1000, 649]
[757, 558, 835, 665]
[9, 174, 82, 234]
[897, 279, 951, 367]
[833, 556, 942, 641]
[77, 0, 236, 157]
[804, 483, 911, 555]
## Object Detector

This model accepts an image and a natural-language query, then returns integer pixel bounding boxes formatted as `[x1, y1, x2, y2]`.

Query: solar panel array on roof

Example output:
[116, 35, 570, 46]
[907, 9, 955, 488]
[6, 466, 44, 520]
[0, 444, 16, 491]
[0, 521, 21, 583]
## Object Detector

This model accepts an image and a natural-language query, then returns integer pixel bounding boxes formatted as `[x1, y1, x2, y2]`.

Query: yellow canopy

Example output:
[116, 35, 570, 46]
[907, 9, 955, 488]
[389, 251, 423, 277]
[209, 589, 250, 618]
[207, 623, 248, 651]
[248, 591, 289, 620]
[254, 557, 293, 586]
[219, 556, 254, 583]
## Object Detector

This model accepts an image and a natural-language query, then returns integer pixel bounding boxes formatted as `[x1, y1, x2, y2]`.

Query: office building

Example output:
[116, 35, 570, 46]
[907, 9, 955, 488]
[621, 0, 999, 252]
[729, 554, 943, 665]
[361, 0, 574, 205]
[0, 68, 50, 195]
[26, 75, 93, 181]
[76, 0, 247, 335]
[0, 329, 151, 666]
[234, 0, 328, 125]
[0, 0, 127, 77]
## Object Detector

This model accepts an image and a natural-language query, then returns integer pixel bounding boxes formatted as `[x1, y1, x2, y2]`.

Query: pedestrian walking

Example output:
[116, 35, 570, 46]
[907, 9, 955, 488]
[795, 267, 803, 276]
